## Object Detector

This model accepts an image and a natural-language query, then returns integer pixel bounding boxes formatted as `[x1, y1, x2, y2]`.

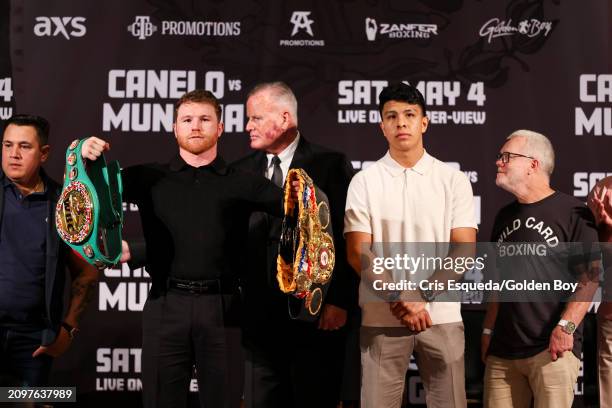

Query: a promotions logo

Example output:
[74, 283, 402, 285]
[33, 16, 86, 39]
[280, 11, 324, 47]
[127, 16, 240, 39]
[290, 11, 314, 36]
[479, 18, 552, 43]
[365, 17, 438, 41]
[127, 16, 157, 40]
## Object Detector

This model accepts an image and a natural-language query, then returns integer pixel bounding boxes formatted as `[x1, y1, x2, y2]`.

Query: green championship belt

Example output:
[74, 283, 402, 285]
[55, 138, 123, 269]
[277, 169, 335, 321]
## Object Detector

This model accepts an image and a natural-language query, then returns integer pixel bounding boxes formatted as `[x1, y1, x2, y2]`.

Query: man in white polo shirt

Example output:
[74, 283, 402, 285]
[344, 82, 477, 408]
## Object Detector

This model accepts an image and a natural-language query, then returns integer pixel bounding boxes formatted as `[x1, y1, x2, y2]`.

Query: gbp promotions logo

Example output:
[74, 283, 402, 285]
[128, 16, 157, 40]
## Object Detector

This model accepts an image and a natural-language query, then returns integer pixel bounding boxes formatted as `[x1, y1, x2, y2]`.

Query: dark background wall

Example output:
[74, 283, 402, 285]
[1, 0, 610, 406]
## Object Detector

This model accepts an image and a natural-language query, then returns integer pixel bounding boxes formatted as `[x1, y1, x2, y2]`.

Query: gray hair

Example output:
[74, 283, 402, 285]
[507, 129, 555, 177]
[247, 81, 298, 125]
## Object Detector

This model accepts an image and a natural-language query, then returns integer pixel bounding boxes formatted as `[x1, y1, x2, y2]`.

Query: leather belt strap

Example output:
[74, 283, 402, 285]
[167, 278, 232, 295]
[55, 138, 123, 269]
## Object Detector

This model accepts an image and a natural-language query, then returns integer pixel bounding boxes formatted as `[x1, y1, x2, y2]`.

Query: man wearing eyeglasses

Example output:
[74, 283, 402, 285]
[481, 129, 599, 408]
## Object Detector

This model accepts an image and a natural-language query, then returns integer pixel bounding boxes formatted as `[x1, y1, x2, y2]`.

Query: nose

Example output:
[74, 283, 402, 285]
[245, 118, 254, 132]
[8, 145, 20, 158]
[495, 156, 505, 168]
[397, 116, 407, 128]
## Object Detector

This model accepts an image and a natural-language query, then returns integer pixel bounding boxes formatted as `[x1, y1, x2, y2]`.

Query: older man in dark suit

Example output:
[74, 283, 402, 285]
[232, 82, 356, 408]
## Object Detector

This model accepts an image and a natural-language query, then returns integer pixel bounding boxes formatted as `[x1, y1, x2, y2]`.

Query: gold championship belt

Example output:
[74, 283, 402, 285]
[277, 169, 335, 321]
[55, 138, 123, 269]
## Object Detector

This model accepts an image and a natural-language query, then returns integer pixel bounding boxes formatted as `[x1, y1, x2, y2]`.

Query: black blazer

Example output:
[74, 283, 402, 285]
[232, 136, 357, 342]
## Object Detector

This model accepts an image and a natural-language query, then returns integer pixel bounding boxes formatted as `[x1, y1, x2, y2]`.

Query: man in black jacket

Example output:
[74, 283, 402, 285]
[232, 82, 357, 408]
[0, 114, 98, 386]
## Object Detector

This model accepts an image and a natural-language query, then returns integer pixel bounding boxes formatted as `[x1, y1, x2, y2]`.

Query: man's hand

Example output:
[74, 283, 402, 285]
[290, 180, 300, 200]
[81, 136, 110, 161]
[588, 184, 612, 228]
[548, 325, 574, 361]
[32, 328, 72, 358]
[399, 310, 432, 333]
[481, 333, 492, 364]
[120, 240, 131, 263]
[318, 304, 347, 330]
[389, 301, 426, 320]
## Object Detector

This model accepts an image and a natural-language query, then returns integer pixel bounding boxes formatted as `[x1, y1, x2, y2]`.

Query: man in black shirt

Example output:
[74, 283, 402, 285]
[82, 90, 282, 408]
[481, 129, 599, 408]
[1, 114, 98, 386]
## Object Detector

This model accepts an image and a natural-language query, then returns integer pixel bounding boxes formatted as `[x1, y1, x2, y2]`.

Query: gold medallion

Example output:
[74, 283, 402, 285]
[306, 287, 323, 316]
[55, 181, 94, 244]
[67, 153, 77, 166]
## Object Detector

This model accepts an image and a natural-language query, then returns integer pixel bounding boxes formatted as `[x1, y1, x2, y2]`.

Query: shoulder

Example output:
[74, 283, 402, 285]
[121, 162, 170, 184]
[494, 200, 519, 220]
[430, 156, 469, 183]
[302, 140, 350, 166]
[553, 191, 584, 207]
[554, 191, 596, 223]
[231, 151, 262, 170]
[348, 161, 384, 189]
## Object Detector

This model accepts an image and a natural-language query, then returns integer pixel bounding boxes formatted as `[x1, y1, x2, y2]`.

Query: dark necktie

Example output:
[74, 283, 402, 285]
[271, 155, 283, 187]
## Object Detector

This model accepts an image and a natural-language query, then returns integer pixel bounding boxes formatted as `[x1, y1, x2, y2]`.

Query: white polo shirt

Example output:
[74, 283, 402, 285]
[344, 150, 477, 327]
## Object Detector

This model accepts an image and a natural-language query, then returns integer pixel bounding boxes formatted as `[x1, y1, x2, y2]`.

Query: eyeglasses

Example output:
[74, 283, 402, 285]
[496, 151, 535, 164]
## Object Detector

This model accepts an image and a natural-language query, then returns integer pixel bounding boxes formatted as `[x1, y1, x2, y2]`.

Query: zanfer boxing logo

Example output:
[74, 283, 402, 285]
[33, 17, 86, 39]
[290, 11, 314, 36]
[365, 18, 438, 41]
[127, 16, 157, 40]
[365, 18, 377, 41]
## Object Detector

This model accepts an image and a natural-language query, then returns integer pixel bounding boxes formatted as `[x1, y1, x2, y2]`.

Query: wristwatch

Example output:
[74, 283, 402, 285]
[61, 322, 80, 339]
[557, 319, 576, 335]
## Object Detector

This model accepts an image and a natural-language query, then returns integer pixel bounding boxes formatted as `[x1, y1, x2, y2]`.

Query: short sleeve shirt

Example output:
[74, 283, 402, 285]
[344, 150, 477, 326]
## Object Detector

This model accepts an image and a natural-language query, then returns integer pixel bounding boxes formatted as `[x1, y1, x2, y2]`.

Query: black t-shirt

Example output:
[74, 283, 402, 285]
[489, 191, 598, 359]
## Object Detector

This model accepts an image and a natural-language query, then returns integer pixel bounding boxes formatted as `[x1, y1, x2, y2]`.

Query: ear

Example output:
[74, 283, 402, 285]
[421, 115, 429, 134]
[281, 111, 291, 131]
[40, 144, 50, 163]
[217, 121, 224, 139]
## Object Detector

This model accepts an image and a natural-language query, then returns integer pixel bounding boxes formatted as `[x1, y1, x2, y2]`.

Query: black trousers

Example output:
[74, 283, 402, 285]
[0, 326, 52, 386]
[243, 326, 345, 408]
[142, 289, 242, 408]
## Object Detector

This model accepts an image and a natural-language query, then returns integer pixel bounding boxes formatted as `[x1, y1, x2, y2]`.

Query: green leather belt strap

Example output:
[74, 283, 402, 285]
[55, 138, 123, 269]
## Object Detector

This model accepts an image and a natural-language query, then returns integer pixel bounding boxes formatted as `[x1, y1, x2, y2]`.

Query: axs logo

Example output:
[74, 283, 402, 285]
[33, 17, 86, 39]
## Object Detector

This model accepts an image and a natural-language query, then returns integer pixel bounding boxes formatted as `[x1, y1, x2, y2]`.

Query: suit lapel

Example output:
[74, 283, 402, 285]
[288, 136, 310, 170]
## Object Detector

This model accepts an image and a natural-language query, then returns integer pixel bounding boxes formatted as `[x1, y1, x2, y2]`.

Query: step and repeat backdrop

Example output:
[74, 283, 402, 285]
[1, 0, 611, 406]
